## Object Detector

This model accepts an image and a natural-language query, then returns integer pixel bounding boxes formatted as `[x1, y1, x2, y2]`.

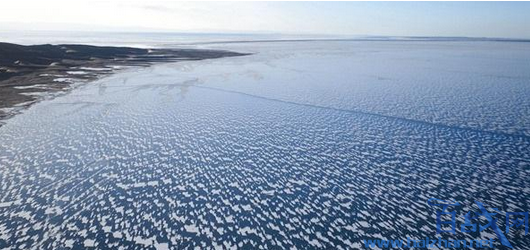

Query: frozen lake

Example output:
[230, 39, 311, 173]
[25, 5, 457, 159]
[1, 40, 530, 249]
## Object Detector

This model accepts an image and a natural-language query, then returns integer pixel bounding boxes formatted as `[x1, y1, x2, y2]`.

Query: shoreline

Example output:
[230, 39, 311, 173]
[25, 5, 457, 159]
[0, 42, 249, 125]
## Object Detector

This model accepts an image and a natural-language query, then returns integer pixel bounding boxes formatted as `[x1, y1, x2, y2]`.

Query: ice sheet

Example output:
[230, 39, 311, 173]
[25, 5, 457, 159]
[0, 41, 529, 249]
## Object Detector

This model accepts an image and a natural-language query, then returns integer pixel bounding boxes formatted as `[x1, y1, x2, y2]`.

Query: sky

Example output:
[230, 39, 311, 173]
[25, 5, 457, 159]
[1, 1, 530, 39]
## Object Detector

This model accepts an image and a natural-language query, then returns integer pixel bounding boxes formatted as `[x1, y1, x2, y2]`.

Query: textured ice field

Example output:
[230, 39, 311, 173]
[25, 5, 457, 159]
[0, 41, 530, 249]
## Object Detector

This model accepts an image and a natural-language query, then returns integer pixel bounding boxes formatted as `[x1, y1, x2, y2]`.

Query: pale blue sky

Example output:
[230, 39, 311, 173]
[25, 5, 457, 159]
[2, 1, 530, 39]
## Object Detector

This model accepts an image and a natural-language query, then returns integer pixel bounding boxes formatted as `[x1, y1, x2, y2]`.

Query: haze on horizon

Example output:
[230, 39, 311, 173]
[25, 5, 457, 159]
[1, 1, 530, 39]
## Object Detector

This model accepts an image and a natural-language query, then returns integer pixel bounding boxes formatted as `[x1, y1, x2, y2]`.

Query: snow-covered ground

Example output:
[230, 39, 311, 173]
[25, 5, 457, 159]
[0, 40, 529, 249]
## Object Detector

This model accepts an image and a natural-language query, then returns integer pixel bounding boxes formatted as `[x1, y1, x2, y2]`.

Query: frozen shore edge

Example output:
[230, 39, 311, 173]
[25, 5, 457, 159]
[0, 42, 250, 125]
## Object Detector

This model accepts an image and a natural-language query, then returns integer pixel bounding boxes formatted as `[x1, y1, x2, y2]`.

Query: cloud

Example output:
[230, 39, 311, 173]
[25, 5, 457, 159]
[0, 1, 529, 38]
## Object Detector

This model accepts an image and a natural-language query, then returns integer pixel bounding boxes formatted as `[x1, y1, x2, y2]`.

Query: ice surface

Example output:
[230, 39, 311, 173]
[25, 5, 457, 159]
[0, 40, 529, 249]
